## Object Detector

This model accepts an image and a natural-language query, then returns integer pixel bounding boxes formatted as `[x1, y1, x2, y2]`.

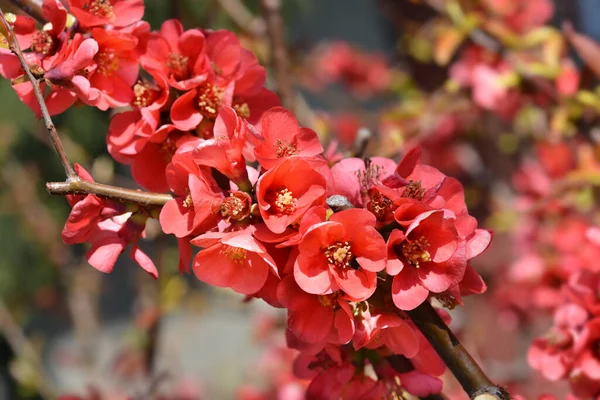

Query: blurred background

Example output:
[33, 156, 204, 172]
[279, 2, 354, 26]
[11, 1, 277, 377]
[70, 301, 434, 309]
[0, 0, 599, 398]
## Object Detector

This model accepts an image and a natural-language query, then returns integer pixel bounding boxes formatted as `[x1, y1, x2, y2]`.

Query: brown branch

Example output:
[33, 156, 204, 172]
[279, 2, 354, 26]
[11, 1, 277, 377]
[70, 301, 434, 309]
[0, 7, 75, 179]
[217, 0, 266, 37]
[260, 0, 294, 110]
[3, 0, 44, 24]
[406, 301, 511, 400]
[47, 180, 172, 207]
[0, 6, 174, 207]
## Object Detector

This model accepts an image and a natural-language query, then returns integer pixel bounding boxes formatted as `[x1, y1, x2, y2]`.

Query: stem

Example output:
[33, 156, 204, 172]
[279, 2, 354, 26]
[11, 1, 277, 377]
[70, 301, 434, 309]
[260, 0, 294, 109]
[47, 180, 172, 207]
[6, 0, 45, 24]
[0, 7, 76, 179]
[406, 301, 511, 400]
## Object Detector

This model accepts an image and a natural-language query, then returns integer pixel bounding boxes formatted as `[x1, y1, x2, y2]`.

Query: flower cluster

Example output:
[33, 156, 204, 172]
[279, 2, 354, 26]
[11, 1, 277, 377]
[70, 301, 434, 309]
[529, 270, 600, 398]
[0, 0, 495, 397]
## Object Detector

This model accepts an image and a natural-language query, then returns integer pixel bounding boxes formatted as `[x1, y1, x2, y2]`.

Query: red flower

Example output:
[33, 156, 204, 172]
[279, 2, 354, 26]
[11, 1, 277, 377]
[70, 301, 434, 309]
[251, 107, 323, 170]
[574, 319, 600, 382]
[141, 19, 207, 90]
[294, 347, 355, 400]
[387, 207, 467, 311]
[277, 275, 354, 345]
[528, 327, 576, 381]
[383, 147, 468, 216]
[106, 70, 170, 165]
[294, 208, 386, 301]
[85, 213, 158, 278]
[68, 0, 144, 29]
[170, 30, 279, 130]
[256, 158, 326, 234]
[62, 164, 157, 277]
[192, 106, 250, 189]
[329, 156, 397, 207]
[130, 127, 197, 192]
[62, 164, 124, 244]
[353, 308, 419, 358]
[28, 0, 67, 66]
[191, 227, 279, 295]
[159, 152, 224, 238]
[86, 28, 140, 110]
[15, 34, 98, 116]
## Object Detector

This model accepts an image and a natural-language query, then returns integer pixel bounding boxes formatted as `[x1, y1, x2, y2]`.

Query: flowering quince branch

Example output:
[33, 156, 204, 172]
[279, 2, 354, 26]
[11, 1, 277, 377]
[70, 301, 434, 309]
[46, 180, 172, 207]
[0, 6, 172, 208]
[1, 0, 512, 397]
[406, 301, 510, 400]
[0, 7, 76, 180]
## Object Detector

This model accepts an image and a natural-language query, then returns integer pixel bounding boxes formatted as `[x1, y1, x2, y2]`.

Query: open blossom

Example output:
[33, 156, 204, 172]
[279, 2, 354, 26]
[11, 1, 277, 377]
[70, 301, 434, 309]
[191, 228, 279, 295]
[106, 70, 170, 165]
[86, 28, 140, 110]
[159, 152, 224, 238]
[68, 0, 144, 29]
[170, 29, 279, 130]
[61, 164, 124, 244]
[141, 19, 207, 90]
[256, 157, 327, 234]
[192, 106, 250, 188]
[293, 346, 356, 400]
[387, 206, 467, 310]
[251, 107, 323, 170]
[13, 33, 99, 116]
[294, 208, 386, 301]
[61, 165, 157, 277]
[130, 127, 197, 192]
[277, 275, 354, 346]
[353, 308, 420, 359]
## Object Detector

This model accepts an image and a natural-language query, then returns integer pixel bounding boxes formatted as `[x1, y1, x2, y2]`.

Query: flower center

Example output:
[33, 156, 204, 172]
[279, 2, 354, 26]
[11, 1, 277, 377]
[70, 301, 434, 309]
[83, 0, 114, 19]
[221, 246, 247, 263]
[233, 102, 250, 119]
[268, 188, 297, 216]
[402, 180, 425, 200]
[132, 80, 160, 108]
[544, 330, 573, 351]
[323, 241, 353, 269]
[308, 351, 336, 371]
[274, 139, 298, 158]
[95, 48, 120, 76]
[367, 190, 393, 222]
[196, 83, 224, 119]
[166, 53, 189, 81]
[401, 236, 431, 268]
[219, 195, 249, 221]
[182, 193, 193, 208]
[318, 292, 342, 309]
[31, 30, 56, 56]
[160, 138, 177, 162]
